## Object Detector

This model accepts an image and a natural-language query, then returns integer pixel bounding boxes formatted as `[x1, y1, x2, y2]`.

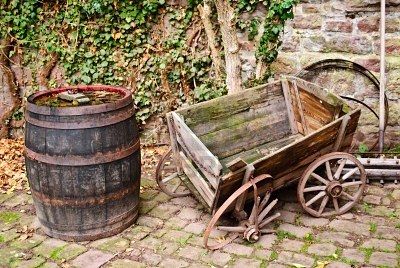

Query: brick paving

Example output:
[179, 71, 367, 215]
[1, 160, 400, 267]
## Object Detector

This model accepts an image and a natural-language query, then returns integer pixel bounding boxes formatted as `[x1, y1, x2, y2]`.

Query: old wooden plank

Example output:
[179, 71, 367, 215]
[166, 112, 182, 174]
[179, 151, 214, 207]
[292, 80, 309, 134]
[189, 95, 285, 136]
[176, 81, 282, 126]
[333, 115, 350, 151]
[281, 78, 298, 134]
[289, 76, 348, 109]
[171, 112, 222, 177]
[299, 89, 336, 124]
[226, 158, 247, 172]
[220, 134, 303, 172]
[200, 111, 291, 159]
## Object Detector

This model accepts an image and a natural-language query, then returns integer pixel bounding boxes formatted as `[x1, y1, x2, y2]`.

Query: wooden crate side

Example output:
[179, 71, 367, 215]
[179, 151, 215, 207]
[171, 112, 222, 178]
[191, 95, 285, 137]
[176, 81, 283, 128]
[199, 106, 291, 159]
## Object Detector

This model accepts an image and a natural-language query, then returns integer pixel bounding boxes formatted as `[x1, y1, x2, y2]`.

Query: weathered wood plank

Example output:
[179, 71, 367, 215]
[166, 112, 182, 174]
[299, 89, 336, 125]
[226, 158, 247, 172]
[176, 81, 282, 126]
[292, 80, 309, 134]
[179, 151, 214, 207]
[189, 95, 285, 136]
[289, 76, 348, 110]
[171, 112, 222, 177]
[200, 110, 291, 159]
[220, 134, 303, 172]
[281, 78, 298, 134]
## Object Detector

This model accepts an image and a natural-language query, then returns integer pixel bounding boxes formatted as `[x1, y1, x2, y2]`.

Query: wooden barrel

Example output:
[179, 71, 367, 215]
[24, 85, 140, 241]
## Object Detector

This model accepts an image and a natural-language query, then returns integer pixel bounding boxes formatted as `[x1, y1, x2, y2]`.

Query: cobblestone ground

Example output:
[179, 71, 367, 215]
[1, 161, 399, 267]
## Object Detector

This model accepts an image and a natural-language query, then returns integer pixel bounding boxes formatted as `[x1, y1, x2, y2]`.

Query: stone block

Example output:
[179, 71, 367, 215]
[325, 19, 353, 33]
[71, 249, 113, 268]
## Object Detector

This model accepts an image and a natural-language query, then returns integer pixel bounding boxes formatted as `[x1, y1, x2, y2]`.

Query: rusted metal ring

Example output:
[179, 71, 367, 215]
[31, 183, 139, 208]
[25, 139, 140, 166]
[26, 85, 133, 116]
[25, 107, 135, 129]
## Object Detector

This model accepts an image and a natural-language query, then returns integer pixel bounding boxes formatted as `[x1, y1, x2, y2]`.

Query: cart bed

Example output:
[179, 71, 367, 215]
[167, 77, 360, 213]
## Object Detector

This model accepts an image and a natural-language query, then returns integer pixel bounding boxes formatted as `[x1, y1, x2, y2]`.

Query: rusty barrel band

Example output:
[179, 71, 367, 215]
[32, 181, 139, 208]
[25, 139, 140, 166]
[25, 107, 135, 130]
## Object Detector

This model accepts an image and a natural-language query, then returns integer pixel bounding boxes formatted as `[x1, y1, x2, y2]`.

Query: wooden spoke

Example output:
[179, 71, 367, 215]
[305, 191, 326, 207]
[333, 159, 346, 180]
[257, 199, 278, 223]
[259, 192, 271, 212]
[259, 212, 281, 229]
[304, 185, 326, 192]
[342, 181, 363, 188]
[249, 197, 260, 225]
[171, 180, 182, 193]
[341, 191, 355, 201]
[317, 196, 329, 216]
[217, 226, 247, 232]
[156, 148, 191, 197]
[260, 229, 275, 234]
[325, 161, 334, 181]
[162, 172, 178, 183]
[298, 152, 366, 218]
[311, 173, 329, 185]
[333, 197, 340, 212]
[341, 167, 358, 181]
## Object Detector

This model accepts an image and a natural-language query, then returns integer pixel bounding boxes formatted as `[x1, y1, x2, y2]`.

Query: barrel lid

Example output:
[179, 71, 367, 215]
[27, 85, 133, 116]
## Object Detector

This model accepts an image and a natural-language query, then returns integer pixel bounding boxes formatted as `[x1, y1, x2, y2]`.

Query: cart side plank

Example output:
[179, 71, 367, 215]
[179, 151, 215, 207]
[171, 112, 222, 177]
[291, 76, 349, 109]
[190, 95, 285, 137]
[166, 113, 182, 173]
[199, 110, 291, 159]
[292, 80, 310, 134]
[281, 79, 298, 134]
[177, 81, 282, 127]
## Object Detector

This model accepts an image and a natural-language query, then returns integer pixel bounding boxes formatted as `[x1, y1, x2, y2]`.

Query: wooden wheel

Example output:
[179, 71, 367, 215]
[155, 148, 190, 197]
[203, 174, 280, 250]
[298, 152, 366, 217]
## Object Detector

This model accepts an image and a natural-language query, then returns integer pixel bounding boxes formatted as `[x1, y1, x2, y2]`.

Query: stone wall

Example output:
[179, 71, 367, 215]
[269, 0, 400, 149]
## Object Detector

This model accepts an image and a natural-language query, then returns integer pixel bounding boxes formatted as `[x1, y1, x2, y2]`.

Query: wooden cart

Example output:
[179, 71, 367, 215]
[156, 76, 366, 249]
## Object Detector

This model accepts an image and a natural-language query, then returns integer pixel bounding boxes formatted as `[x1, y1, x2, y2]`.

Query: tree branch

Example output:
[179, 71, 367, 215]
[214, 0, 242, 94]
[0, 37, 21, 138]
[198, 2, 223, 80]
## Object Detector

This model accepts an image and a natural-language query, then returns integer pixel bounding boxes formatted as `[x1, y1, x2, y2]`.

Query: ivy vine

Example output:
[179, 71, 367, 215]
[0, 0, 296, 123]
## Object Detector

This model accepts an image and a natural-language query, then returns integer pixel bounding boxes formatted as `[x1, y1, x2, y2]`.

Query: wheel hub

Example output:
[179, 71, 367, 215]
[243, 225, 260, 242]
[326, 181, 343, 198]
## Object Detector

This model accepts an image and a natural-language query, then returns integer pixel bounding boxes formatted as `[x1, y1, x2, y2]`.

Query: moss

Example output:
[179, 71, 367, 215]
[276, 230, 296, 241]
[360, 247, 374, 262]
[49, 246, 66, 261]
[269, 251, 278, 261]
[369, 222, 377, 233]
[0, 235, 4, 243]
[0, 212, 21, 224]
